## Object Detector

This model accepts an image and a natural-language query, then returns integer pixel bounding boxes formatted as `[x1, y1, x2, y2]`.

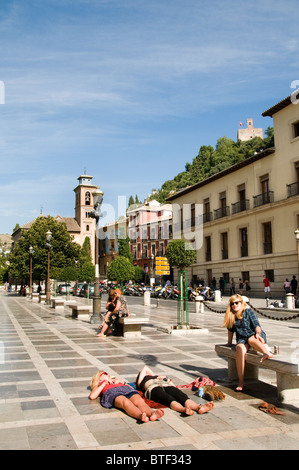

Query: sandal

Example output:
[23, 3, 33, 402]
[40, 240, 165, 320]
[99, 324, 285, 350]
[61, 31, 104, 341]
[258, 401, 285, 415]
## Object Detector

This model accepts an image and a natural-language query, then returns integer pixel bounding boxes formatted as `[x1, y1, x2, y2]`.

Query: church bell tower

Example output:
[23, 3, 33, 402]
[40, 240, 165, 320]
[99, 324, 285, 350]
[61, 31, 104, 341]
[73, 174, 99, 263]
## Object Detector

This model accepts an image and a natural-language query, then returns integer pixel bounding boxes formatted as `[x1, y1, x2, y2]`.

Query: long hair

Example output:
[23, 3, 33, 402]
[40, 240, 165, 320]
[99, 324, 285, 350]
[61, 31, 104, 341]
[90, 370, 105, 389]
[222, 295, 247, 329]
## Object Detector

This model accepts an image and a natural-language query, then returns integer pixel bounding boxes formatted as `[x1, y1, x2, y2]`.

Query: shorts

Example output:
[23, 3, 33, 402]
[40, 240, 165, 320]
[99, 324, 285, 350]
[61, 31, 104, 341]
[100, 385, 139, 409]
[264, 286, 270, 292]
[237, 330, 267, 345]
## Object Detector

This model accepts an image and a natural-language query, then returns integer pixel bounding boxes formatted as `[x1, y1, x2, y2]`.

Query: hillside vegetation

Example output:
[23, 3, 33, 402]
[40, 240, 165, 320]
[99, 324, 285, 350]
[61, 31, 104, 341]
[148, 127, 274, 203]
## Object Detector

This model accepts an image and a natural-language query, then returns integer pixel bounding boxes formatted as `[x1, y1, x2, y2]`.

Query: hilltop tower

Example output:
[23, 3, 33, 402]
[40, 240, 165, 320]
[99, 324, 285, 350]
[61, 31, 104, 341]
[238, 118, 263, 141]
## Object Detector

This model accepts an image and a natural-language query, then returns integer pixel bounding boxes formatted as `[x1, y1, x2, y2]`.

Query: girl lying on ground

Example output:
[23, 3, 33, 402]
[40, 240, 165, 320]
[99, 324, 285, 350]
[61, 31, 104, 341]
[136, 366, 214, 415]
[89, 371, 164, 422]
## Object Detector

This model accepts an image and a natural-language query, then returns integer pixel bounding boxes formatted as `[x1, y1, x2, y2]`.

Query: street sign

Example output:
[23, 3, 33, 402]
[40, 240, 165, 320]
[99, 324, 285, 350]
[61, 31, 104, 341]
[155, 257, 170, 276]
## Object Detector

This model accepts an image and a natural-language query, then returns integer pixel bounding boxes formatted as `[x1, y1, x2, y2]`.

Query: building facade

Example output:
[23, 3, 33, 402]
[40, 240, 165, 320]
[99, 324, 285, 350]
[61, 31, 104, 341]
[127, 200, 173, 280]
[167, 93, 299, 296]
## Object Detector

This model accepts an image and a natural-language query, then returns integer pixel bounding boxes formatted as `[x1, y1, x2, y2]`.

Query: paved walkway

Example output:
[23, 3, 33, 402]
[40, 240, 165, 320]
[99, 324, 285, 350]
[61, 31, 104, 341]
[0, 292, 299, 451]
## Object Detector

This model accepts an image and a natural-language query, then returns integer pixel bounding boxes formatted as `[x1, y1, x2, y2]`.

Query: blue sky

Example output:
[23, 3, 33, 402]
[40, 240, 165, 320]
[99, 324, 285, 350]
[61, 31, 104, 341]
[0, 0, 299, 234]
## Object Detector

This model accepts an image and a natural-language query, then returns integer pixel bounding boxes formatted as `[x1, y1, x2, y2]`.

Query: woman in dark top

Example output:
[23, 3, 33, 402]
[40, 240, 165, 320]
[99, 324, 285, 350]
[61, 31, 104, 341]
[136, 366, 214, 415]
[223, 294, 273, 391]
[96, 289, 121, 337]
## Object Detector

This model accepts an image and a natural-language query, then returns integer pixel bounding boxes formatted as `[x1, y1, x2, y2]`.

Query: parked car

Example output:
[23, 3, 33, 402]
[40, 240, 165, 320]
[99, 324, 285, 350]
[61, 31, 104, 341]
[58, 283, 73, 295]
[72, 282, 84, 296]
[79, 283, 96, 298]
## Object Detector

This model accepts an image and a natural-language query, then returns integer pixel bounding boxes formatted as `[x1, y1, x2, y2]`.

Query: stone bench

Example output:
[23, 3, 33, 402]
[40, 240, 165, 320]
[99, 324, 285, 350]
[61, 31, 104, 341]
[215, 344, 299, 403]
[51, 298, 65, 311]
[39, 294, 47, 303]
[31, 293, 40, 302]
[114, 316, 149, 338]
[69, 304, 92, 319]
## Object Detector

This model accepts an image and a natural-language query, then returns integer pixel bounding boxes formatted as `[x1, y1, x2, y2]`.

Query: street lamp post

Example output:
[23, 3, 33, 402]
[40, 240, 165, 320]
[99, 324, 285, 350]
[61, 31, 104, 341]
[90, 188, 104, 324]
[295, 229, 299, 276]
[45, 230, 52, 304]
[29, 246, 34, 298]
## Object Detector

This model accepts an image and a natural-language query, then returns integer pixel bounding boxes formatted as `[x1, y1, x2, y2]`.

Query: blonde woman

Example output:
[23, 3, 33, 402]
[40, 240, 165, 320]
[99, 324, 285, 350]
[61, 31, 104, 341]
[89, 371, 164, 422]
[223, 295, 273, 391]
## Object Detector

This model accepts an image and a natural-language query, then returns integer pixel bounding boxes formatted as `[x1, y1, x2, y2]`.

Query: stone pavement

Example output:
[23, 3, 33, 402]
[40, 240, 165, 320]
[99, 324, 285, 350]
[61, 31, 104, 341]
[0, 291, 299, 451]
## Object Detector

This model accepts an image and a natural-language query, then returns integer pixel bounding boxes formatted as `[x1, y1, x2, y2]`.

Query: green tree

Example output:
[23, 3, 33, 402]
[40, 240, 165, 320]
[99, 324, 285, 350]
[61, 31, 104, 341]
[9, 216, 81, 285]
[80, 236, 92, 262]
[78, 261, 95, 283]
[166, 239, 196, 270]
[107, 256, 135, 285]
[118, 236, 133, 262]
[166, 240, 196, 327]
[134, 265, 145, 283]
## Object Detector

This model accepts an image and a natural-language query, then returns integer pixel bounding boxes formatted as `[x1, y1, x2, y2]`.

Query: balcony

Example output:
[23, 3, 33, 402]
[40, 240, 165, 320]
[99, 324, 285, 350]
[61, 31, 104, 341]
[253, 191, 274, 207]
[287, 182, 299, 198]
[231, 199, 250, 214]
[214, 206, 230, 220]
[203, 212, 213, 223]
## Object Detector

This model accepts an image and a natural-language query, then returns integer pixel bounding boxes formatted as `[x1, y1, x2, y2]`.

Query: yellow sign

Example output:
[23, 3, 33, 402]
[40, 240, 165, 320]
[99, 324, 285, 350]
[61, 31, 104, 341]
[155, 257, 170, 275]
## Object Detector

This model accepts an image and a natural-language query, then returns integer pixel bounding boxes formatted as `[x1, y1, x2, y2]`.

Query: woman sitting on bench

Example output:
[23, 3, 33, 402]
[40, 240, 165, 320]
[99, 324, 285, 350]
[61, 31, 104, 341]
[223, 294, 273, 391]
[96, 289, 129, 337]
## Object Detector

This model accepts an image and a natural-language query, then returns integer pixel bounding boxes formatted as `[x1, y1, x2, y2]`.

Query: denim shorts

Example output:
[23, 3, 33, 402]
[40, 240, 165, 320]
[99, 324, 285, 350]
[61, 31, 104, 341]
[100, 385, 139, 408]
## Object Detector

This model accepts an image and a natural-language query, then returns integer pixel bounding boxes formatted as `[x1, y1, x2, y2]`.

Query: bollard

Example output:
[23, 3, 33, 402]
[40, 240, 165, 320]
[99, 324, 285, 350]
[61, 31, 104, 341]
[195, 295, 204, 313]
[214, 290, 221, 303]
[144, 290, 151, 306]
[286, 293, 295, 309]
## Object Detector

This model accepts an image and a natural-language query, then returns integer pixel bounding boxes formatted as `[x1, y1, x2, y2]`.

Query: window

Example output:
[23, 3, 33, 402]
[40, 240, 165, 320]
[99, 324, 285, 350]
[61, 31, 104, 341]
[263, 222, 272, 254]
[265, 269, 274, 283]
[242, 271, 250, 282]
[203, 198, 212, 222]
[292, 121, 299, 139]
[260, 174, 269, 195]
[191, 203, 196, 227]
[254, 174, 274, 206]
[151, 244, 156, 256]
[221, 232, 228, 259]
[205, 236, 211, 261]
[240, 228, 248, 257]
[85, 191, 91, 205]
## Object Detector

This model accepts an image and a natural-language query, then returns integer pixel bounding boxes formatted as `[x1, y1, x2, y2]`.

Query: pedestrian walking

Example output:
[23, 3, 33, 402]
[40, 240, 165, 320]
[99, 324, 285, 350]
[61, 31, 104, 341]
[291, 275, 297, 296]
[283, 279, 291, 294]
[263, 275, 271, 298]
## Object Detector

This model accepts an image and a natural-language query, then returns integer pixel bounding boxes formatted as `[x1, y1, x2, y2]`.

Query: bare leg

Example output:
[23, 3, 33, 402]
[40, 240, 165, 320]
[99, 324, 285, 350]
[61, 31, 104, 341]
[169, 400, 193, 415]
[235, 343, 248, 390]
[129, 394, 164, 421]
[248, 336, 273, 362]
[114, 395, 150, 422]
[96, 322, 109, 336]
[185, 399, 214, 414]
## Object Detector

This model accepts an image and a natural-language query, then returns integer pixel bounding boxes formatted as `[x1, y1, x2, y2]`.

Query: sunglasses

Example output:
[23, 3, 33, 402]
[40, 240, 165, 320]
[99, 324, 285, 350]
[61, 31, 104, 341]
[230, 301, 241, 306]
